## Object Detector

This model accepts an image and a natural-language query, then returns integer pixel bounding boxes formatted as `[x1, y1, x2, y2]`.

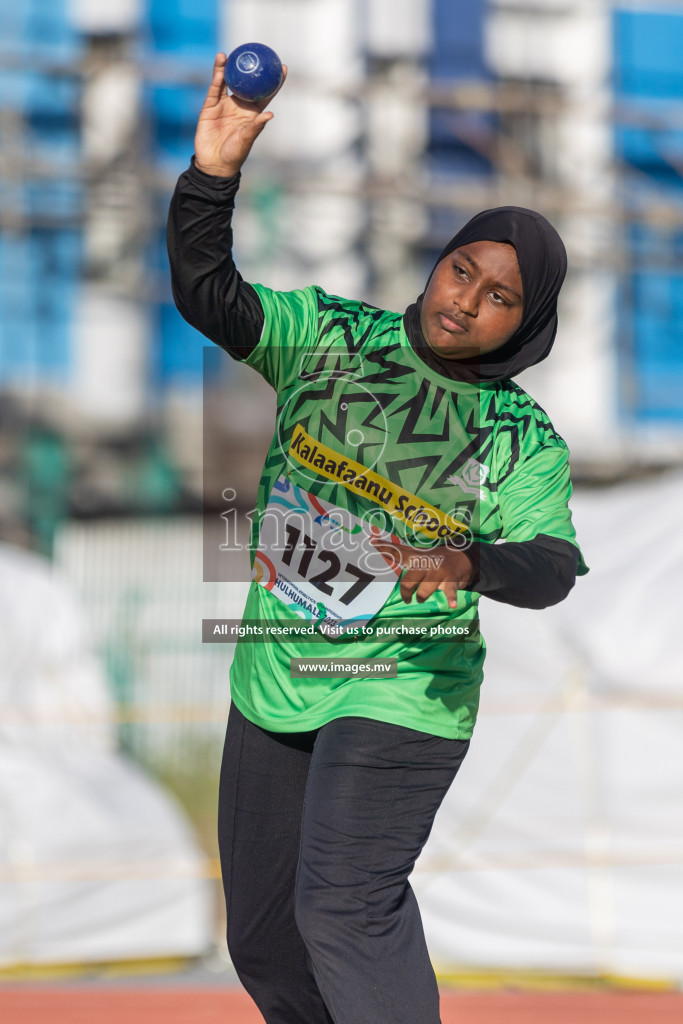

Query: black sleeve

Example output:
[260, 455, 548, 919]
[166, 159, 265, 358]
[464, 534, 580, 609]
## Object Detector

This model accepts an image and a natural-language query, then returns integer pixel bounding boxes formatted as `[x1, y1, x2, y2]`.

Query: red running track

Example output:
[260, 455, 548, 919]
[1, 988, 682, 1024]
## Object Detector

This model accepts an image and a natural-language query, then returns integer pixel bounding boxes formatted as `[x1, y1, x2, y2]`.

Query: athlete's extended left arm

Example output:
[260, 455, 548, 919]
[370, 533, 579, 610]
[465, 533, 580, 608]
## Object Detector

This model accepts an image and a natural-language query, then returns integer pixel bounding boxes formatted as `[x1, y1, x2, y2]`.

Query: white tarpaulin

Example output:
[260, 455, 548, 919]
[0, 543, 212, 966]
[416, 469, 683, 981]
[3, 467, 682, 978]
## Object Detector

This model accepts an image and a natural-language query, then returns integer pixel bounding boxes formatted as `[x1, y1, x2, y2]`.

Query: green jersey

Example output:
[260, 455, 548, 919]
[228, 284, 587, 740]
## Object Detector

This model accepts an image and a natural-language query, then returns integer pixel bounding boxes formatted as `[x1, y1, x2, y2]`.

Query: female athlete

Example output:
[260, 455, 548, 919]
[167, 54, 587, 1024]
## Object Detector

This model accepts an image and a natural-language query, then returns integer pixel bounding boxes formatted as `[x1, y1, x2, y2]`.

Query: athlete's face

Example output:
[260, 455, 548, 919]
[420, 240, 523, 360]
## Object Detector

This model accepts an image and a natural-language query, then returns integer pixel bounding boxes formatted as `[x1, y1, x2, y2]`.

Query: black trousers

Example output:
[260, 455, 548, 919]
[218, 701, 470, 1024]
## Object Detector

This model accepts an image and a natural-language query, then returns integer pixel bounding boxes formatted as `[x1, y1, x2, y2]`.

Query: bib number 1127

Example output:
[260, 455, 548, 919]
[252, 476, 401, 629]
[281, 522, 374, 604]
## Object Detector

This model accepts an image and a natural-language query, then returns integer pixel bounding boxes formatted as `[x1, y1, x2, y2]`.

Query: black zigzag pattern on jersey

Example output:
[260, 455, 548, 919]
[394, 379, 452, 445]
[383, 454, 443, 494]
[363, 343, 414, 387]
[315, 290, 390, 359]
[494, 384, 562, 486]
[394, 384, 498, 538]
[438, 392, 497, 485]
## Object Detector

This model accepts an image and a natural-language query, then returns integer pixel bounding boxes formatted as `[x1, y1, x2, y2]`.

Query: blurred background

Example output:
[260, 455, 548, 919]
[1, 0, 683, 1005]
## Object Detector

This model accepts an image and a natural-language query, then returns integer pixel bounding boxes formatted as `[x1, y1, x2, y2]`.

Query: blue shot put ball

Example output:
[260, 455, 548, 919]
[225, 43, 283, 103]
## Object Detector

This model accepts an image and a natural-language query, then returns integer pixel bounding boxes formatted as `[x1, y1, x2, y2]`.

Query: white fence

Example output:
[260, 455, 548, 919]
[54, 516, 246, 772]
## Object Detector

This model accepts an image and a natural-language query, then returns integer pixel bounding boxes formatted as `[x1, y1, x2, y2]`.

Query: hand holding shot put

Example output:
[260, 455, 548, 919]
[194, 50, 286, 178]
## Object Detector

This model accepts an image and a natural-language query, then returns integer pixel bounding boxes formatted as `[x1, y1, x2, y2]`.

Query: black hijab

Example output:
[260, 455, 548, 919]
[403, 206, 568, 383]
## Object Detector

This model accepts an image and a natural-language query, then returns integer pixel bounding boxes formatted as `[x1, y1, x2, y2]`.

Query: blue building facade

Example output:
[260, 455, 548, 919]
[428, 0, 491, 179]
[0, 0, 220, 397]
[425, 1, 492, 272]
[613, 5, 683, 424]
[145, 0, 220, 389]
[0, 1, 81, 386]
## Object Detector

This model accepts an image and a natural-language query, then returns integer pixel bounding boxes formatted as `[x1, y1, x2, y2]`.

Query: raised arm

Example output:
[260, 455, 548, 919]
[193, 51, 286, 179]
[166, 53, 287, 357]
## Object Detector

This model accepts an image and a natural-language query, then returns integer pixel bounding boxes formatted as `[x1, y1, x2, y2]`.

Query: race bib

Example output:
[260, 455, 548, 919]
[253, 475, 402, 633]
